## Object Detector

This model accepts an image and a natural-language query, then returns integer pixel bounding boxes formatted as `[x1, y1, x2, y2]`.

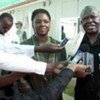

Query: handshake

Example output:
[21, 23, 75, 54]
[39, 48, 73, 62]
[34, 42, 93, 78]
[40, 43, 93, 78]
[50, 60, 91, 78]
[70, 51, 94, 74]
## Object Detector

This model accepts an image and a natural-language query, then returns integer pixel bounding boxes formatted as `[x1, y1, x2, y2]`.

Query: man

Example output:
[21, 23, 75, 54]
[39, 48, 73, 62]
[15, 21, 27, 42]
[75, 5, 100, 100]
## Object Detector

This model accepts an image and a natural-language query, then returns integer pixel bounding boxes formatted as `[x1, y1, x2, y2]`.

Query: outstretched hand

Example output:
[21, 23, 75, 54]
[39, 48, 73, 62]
[52, 59, 71, 74]
[35, 43, 64, 52]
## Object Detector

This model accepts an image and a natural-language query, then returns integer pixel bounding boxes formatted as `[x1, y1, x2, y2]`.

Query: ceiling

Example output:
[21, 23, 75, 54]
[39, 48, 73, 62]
[0, 0, 39, 12]
[0, 0, 26, 9]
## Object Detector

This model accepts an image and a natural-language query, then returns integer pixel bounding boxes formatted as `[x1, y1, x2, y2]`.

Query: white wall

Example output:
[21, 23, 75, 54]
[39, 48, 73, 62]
[4, 0, 100, 40]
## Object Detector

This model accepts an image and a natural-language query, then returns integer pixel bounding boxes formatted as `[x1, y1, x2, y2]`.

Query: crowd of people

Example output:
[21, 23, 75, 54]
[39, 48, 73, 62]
[0, 4, 99, 100]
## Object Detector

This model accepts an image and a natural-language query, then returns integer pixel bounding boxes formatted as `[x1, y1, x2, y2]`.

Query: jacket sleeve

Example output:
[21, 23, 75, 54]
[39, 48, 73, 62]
[28, 68, 73, 100]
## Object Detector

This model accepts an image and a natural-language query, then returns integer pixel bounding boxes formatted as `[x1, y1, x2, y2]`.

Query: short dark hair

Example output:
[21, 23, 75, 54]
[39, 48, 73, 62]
[31, 8, 51, 21]
[0, 13, 13, 21]
[16, 21, 23, 26]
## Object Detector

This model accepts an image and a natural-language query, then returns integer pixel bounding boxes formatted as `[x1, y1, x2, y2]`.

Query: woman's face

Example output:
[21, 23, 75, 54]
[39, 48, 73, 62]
[32, 13, 51, 36]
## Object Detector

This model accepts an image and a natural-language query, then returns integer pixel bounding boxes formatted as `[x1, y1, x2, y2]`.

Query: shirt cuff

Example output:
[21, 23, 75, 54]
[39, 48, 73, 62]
[33, 61, 47, 75]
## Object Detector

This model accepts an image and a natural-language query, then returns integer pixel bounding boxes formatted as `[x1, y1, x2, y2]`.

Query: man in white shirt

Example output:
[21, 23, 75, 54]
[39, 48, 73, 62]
[0, 13, 65, 75]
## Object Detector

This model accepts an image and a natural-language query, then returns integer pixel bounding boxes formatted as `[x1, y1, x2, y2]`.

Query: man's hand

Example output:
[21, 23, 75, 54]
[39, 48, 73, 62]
[67, 64, 89, 78]
[46, 63, 64, 74]
[35, 43, 64, 52]
[53, 64, 64, 74]
[53, 60, 71, 74]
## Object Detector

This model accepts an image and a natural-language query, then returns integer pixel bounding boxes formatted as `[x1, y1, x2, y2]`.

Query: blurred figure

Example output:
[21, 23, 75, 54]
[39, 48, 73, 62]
[61, 26, 66, 40]
[15, 21, 27, 43]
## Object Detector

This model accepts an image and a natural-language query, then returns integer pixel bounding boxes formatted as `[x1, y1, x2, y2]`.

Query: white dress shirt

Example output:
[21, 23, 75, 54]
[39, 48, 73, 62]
[0, 34, 47, 75]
